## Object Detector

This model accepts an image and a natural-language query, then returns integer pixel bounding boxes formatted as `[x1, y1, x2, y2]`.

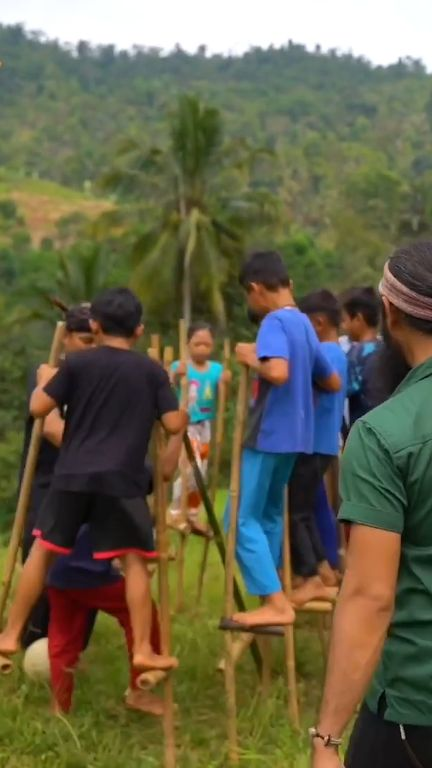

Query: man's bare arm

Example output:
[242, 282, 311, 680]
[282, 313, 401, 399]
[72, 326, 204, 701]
[313, 524, 400, 763]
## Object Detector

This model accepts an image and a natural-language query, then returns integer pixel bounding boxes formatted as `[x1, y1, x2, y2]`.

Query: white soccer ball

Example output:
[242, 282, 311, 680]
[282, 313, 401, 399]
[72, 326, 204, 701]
[23, 637, 50, 682]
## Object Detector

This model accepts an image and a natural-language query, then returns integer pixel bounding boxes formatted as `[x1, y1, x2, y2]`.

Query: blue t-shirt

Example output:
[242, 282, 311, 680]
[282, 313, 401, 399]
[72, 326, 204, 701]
[171, 361, 223, 424]
[244, 308, 335, 454]
[313, 342, 347, 456]
[47, 525, 122, 590]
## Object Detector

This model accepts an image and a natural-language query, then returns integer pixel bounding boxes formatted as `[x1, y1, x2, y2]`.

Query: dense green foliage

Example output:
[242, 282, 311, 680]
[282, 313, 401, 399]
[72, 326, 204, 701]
[2, 24, 432, 515]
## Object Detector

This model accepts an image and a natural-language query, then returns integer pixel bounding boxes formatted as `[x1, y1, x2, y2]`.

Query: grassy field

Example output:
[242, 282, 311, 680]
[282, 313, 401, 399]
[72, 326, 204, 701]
[0, 519, 327, 768]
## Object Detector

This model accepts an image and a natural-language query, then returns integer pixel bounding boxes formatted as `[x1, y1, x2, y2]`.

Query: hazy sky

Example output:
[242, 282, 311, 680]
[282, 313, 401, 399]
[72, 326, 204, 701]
[1, 0, 432, 68]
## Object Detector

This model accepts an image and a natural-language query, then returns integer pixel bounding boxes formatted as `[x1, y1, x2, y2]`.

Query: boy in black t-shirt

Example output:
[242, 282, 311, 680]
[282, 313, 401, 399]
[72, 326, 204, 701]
[0, 288, 186, 673]
[21, 303, 95, 649]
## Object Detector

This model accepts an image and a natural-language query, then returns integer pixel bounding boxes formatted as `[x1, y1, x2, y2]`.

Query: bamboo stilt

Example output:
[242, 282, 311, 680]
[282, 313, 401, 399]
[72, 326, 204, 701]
[176, 319, 189, 613]
[156, 343, 176, 768]
[224, 365, 249, 765]
[282, 488, 300, 729]
[0, 321, 66, 629]
[217, 633, 254, 673]
[0, 655, 13, 674]
[259, 636, 272, 698]
[150, 334, 161, 362]
[196, 338, 231, 605]
[175, 533, 187, 613]
[183, 433, 262, 676]
[136, 668, 167, 690]
[317, 613, 329, 662]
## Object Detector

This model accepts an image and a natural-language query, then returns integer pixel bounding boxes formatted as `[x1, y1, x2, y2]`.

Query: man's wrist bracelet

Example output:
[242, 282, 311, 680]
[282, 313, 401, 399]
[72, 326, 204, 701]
[308, 727, 342, 748]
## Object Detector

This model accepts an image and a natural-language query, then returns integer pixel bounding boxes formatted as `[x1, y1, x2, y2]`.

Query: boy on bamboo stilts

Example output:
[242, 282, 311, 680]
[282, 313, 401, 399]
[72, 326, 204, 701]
[288, 290, 348, 607]
[0, 288, 187, 672]
[169, 322, 231, 536]
[227, 252, 341, 628]
[20, 304, 96, 650]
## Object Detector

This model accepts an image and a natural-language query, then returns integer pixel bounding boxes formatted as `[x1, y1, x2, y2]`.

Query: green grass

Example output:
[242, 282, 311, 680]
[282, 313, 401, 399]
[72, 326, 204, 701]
[0, 513, 327, 767]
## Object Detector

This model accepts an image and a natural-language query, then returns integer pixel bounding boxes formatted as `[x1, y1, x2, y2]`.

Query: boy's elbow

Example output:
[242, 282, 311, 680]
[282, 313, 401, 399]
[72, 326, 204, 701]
[30, 402, 45, 418]
[162, 411, 188, 435]
[271, 371, 289, 386]
[265, 361, 289, 386]
[321, 373, 342, 393]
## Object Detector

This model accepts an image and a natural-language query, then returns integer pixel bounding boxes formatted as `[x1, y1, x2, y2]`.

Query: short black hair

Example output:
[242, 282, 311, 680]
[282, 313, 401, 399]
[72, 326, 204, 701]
[90, 288, 143, 338]
[65, 303, 91, 333]
[298, 289, 341, 328]
[187, 321, 214, 342]
[388, 241, 432, 335]
[341, 286, 380, 328]
[239, 251, 290, 291]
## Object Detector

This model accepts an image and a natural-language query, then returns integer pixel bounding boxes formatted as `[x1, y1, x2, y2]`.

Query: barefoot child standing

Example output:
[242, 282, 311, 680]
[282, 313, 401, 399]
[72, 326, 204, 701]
[227, 252, 341, 629]
[169, 322, 230, 535]
[0, 288, 186, 672]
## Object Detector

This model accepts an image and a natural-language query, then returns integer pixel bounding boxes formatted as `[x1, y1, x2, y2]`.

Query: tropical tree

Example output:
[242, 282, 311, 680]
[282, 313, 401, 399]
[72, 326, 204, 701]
[101, 94, 278, 327]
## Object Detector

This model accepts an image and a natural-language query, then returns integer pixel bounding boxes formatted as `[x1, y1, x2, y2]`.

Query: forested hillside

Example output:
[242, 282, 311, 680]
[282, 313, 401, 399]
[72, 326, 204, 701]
[1, 23, 432, 517]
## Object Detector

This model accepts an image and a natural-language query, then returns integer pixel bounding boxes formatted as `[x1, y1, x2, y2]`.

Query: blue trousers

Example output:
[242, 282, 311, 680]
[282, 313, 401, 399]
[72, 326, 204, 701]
[314, 481, 339, 569]
[225, 448, 297, 597]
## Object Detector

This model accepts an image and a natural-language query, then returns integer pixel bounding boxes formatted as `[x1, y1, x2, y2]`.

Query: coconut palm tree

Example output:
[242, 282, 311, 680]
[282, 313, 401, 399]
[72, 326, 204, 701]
[101, 94, 278, 326]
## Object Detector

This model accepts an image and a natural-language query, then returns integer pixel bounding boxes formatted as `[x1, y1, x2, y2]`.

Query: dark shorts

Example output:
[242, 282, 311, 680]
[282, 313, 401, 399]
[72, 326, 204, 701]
[33, 489, 156, 560]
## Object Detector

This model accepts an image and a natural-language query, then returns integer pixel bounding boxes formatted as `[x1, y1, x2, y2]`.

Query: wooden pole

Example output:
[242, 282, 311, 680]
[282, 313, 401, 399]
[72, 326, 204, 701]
[183, 433, 262, 676]
[282, 487, 300, 729]
[150, 334, 161, 362]
[196, 338, 231, 605]
[0, 321, 66, 628]
[224, 365, 248, 765]
[176, 319, 188, 613]
[154, 343, 176, 768]
[259, 635, 272, 698]
[155, 422, 177, 768]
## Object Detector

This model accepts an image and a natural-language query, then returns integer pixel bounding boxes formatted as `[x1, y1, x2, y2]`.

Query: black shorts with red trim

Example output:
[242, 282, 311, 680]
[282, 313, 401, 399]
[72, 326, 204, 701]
[33, 489, 156, 560]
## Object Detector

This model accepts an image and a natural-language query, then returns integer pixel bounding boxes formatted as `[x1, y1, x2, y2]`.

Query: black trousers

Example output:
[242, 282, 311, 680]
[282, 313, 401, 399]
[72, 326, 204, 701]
[289, 453, 332, 577]
[346, 703, 432, 768]
[21, 482, 96, 650]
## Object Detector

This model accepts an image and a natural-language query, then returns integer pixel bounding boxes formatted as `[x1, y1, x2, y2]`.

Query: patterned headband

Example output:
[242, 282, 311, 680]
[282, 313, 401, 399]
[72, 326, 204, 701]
[379, 261, 432, 321]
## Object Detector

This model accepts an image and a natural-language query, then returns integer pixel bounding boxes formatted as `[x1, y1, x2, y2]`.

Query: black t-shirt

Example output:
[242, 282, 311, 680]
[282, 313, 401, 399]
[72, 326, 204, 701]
[19, 369, 59, 489]
[43, 346, 178, 497]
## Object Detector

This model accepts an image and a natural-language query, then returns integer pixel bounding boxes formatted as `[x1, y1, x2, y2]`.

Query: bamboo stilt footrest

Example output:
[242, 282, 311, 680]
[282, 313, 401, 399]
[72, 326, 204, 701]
[219, 617, 287, 637]
[297, 600, 335, 613]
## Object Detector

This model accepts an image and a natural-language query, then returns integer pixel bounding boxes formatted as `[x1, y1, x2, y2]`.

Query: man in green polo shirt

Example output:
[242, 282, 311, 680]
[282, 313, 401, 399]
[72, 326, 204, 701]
[311, 241, 432, 768]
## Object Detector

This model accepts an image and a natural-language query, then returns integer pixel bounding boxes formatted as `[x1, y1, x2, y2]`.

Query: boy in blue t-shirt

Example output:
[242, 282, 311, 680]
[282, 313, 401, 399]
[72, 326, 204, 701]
[227, 252, 341, 628]
[340, 286, 382, 428]
[288, 290, 347, 607]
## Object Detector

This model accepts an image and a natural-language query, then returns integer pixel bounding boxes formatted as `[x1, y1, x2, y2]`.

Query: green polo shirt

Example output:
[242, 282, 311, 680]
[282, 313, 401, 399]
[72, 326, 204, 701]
[339, 357, 432, 726]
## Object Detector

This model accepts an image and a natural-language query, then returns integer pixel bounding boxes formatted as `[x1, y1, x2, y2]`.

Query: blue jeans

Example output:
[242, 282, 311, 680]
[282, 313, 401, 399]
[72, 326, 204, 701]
[225, 448, 297, 597]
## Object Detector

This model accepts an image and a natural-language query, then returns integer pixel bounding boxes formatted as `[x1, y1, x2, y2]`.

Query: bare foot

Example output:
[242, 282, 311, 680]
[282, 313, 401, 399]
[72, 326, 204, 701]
[168, 515, 190, 535]
[125, 688, 164, 716]
[231, 603, 295, 628]
[291, 576, 338, 608]
[0, 632, 20, 657]
[292, 575, 305, 589]
[133, 651, 179, 672]
[318, 561, 339, 587]
[189, 520, 213, 538]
